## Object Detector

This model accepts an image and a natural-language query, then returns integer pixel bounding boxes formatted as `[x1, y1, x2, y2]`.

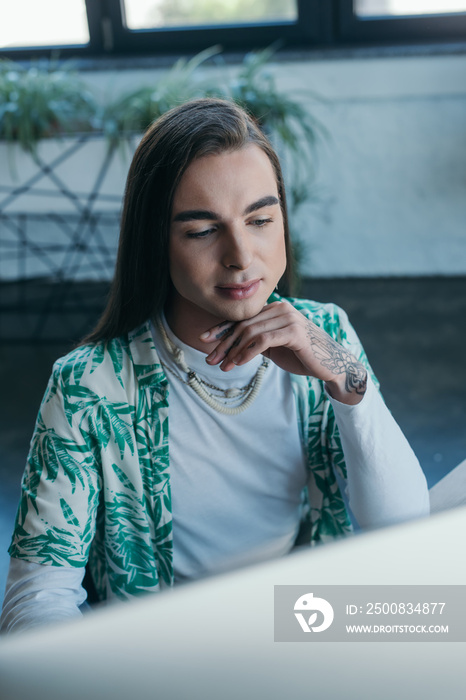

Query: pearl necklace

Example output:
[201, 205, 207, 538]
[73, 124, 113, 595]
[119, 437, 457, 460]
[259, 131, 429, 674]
[156, 319, 270, 415]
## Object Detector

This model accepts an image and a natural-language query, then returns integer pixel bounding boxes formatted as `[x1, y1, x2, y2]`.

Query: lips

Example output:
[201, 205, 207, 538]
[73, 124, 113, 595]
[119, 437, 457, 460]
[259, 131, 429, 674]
[215, 279, 261, 300]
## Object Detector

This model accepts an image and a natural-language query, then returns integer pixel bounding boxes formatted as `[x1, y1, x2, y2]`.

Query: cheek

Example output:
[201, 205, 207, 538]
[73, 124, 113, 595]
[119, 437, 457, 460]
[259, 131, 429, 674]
[169, 242, 207, 292]
[169, 240, 189, 276]
[168, 247, 186, 292]
[272, 233, 287, 274]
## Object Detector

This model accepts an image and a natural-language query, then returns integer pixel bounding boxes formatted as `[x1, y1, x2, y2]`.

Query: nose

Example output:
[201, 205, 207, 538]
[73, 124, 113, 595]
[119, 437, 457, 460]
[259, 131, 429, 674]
[221, 223, 253, 270]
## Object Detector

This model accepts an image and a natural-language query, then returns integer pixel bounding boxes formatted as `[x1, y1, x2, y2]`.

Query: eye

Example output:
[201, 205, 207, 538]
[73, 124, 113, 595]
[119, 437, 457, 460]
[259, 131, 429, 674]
[250, 217, 272, 227]
[186, 227, 216, 239]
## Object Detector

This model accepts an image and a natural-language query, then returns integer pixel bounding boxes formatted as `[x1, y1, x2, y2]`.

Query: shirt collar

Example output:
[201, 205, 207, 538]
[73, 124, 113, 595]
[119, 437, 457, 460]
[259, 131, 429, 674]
[128, 321, 168, 388]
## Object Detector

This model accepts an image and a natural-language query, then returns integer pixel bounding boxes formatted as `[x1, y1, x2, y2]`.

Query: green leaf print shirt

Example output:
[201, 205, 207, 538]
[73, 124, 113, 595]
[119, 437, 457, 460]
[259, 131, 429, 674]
[9, 297, 379, 603]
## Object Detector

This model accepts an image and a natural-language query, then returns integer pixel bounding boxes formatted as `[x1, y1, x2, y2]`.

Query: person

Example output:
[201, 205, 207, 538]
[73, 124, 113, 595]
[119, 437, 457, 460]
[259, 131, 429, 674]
[0, 98, 429, 633]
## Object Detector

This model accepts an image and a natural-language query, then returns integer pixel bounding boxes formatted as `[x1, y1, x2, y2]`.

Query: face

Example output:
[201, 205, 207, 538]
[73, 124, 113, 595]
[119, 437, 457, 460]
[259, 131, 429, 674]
[167, 144, 287, 343]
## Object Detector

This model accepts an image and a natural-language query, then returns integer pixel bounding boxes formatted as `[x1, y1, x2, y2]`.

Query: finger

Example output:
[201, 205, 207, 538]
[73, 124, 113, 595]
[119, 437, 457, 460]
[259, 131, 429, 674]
[221, 312, 305, 370]
[205, 332, 243, 366]
[206, 312, 286, 366]
[201, 307, 278, 365]
[199, 301, 285, 343]
[222, 305, 310, 370]
[199, 320, 234, 342]
[204, 302, 299, 369]
[219, 322, 293, 371]
[220, 327, 289, 372]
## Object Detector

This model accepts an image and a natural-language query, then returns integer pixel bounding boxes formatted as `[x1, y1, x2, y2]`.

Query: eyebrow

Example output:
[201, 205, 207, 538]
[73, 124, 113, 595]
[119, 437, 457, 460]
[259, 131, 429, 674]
[172, 195, 279, 223]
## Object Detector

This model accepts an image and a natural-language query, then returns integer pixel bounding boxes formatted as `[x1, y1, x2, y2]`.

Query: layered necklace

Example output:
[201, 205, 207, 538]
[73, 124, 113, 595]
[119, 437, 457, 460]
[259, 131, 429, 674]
[156, 318, 270, 415]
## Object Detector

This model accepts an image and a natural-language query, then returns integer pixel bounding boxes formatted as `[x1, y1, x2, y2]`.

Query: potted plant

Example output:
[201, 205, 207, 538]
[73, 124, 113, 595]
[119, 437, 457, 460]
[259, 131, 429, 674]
[102, 46, 222, 142]
[0, 58, 121, 216]
[0, 58, 98, 154]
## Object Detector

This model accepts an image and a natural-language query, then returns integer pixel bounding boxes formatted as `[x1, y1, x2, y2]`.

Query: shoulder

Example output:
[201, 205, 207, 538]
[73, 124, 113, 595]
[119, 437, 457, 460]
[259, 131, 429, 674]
[47, 321, 164, 401]
[47, 321, 163, 401]
[51, 335, 130, 387]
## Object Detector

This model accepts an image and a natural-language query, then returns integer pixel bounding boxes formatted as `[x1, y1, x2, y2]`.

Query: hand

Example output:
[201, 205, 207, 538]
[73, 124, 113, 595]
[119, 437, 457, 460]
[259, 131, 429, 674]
[199, 301, 367, 405]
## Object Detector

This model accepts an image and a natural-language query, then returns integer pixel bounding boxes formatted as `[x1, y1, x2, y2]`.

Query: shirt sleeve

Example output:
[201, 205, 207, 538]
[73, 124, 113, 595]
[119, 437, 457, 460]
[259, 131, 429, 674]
[327, 374, 430, 529]
[8, 354, 103, 567]
[0, 557, 87, 634]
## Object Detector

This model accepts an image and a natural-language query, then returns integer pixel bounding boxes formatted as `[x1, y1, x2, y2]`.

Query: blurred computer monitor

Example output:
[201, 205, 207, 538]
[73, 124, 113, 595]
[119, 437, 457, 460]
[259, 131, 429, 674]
[0, 507, 465, 700]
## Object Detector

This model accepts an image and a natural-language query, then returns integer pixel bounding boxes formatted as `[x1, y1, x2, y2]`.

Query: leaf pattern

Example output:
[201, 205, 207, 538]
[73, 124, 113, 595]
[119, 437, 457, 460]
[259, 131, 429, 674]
[63, 385, 135, 459]
[60, 497, 81, 529]
[9, 299, 375, 601]
[29, 426, 87, 493]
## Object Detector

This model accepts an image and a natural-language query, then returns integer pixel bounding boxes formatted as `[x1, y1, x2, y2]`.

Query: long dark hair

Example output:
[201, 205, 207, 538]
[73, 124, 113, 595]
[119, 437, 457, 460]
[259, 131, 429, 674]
[82, 98, 294, 344]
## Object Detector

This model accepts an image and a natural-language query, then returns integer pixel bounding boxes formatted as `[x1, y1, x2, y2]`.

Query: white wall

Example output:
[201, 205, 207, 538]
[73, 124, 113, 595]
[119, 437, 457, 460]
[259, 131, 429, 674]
[280, 54, 466, 277]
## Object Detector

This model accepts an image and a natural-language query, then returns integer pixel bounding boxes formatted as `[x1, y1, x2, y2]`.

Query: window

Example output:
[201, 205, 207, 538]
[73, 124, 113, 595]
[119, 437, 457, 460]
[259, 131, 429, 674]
[105, 0, 318, 55]
[0, 1, 465, 60]
[123, 0, 298, 30]
[355, 1, 466, 18]
[0, 0, 89, 51]
[342, 0, 466, 43]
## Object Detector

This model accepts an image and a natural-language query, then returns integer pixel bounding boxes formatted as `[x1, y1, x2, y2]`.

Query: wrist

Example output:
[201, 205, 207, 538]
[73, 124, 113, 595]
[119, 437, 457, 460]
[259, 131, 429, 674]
[325, 368, 367, 406]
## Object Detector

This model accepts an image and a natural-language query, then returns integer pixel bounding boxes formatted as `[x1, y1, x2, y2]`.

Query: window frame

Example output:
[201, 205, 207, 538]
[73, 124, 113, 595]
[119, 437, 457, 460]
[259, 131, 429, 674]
[0, 0, 322, 59]
[0, 1, 465, 61]
[107, 0, 322, 54]
[338, 0, 466, 45]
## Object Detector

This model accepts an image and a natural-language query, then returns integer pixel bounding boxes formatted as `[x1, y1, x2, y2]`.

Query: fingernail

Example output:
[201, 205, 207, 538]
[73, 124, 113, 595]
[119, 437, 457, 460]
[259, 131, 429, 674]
[232, 355, 242, 365]
[199, 331, 210, 340]
[206, 351, 217, 363]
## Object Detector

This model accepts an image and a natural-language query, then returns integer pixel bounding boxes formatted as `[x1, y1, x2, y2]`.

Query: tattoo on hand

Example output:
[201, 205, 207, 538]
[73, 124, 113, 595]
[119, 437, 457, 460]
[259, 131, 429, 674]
[215, 325, 234, 340]
[306, 322, 367, 395]
[226, 335, 242, 355]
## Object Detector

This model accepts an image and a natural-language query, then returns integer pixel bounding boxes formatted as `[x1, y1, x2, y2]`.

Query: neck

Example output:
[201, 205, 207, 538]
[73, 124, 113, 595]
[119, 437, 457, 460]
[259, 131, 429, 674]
[164, 298, 223, 353]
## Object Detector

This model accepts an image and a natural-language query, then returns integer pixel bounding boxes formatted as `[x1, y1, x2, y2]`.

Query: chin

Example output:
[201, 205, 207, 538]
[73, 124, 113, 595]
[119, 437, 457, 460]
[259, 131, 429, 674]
[223, 299, 268, 322]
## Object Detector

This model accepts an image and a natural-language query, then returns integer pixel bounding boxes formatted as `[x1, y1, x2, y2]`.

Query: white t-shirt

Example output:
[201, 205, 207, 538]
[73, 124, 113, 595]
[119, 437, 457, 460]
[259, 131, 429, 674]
[152, 315, 308, 581]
